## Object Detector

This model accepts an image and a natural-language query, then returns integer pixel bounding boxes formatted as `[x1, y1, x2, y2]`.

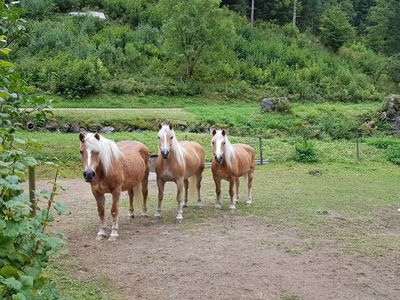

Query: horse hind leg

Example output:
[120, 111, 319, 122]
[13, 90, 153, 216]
[229, 178, 236, 210]
[176, 178, 185, 223]
[141, 175, 149, 216]
[196, 171, 203, 208]
[183, 178, 189, 208]
[246, 171, 254, 206]
[128, 189, 134, 219]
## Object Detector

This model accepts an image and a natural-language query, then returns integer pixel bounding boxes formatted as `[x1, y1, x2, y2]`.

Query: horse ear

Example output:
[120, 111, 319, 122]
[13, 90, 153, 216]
[158, 123, 162, 130]
[212, 129, 217, 136]
[169, 123, 173, 130]
[221, 129, 226, 136]
[94, 133, 100, 140]
[79, 133, 85, 142]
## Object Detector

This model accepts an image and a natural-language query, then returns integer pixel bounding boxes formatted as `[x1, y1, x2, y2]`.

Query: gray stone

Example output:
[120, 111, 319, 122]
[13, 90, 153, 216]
[99, 126, 115, 134]
[70, 122, 81, 133]
[45, 121, 59, 132]
[381, 95, 400, 130]
[260, 97, 291, 113]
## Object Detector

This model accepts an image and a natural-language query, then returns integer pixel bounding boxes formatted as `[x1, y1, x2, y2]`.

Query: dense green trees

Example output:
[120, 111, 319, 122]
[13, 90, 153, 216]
[9, 0, 400, 100]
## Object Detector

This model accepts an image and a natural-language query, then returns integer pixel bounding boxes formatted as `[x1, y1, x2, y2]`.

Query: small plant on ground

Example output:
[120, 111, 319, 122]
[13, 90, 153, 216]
[293, 139, 318, 163]
[386, 144, 400, 165]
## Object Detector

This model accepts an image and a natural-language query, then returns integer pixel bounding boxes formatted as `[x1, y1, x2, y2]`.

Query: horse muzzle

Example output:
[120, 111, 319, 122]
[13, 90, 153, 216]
[161, 149, 170, 159]
[215, 155, 223, 164]
[83, 170, 96, 182]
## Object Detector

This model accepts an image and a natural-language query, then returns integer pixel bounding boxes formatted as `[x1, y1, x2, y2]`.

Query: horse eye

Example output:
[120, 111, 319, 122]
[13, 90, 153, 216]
[212, 141, 215, 145]
[170, 136, 173, 139]
[80, 150, 83, 154]
[222, 142, 226, 145]
[158, 136, 160, 140]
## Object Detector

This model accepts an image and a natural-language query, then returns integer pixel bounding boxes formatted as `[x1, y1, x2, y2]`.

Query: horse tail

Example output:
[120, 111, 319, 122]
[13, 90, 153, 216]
[188, 175, 197, 200]
[133, 183, 143, 210]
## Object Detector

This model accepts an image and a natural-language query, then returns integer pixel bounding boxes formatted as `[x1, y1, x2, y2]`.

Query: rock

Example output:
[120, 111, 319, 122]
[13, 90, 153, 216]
[45, 121, 59, 132]
[381, 95, 400, 130]
[260, 97, 291, 113]
[99, 126, 115, 134]
[70, 122, 80, 133]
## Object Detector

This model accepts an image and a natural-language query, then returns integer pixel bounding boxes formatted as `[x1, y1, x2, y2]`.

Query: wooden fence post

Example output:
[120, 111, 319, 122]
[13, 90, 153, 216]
[259, 137, 263, 165]
[28, 166, 36, 216]
[356, 136, 360, 160]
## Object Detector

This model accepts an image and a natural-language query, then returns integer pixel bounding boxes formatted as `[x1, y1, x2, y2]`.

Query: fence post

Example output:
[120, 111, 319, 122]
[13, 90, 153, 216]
[356, 136, 360, 160]
[259, 137, 263, 165]
[28, 166, 36, 216]
[185, 133, 188, 141]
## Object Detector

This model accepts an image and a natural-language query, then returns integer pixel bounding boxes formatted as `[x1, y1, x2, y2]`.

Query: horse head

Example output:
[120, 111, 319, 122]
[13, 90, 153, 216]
[211, 129, 228, 164]
[158, 123, 175, 159]
[79, 132, 101, 182]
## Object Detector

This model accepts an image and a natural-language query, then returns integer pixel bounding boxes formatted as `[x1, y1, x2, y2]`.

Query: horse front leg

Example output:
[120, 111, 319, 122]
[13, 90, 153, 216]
[176, 178, 185, 223]
[109, 190, 121, 241]
[228, 178, 236, 210]
[128, 189, 134, 219]
[234, 177, 240, 203]
[94, 192, 107, 240]
[154, 178, 165, 218]
[213, 174, 222, 209]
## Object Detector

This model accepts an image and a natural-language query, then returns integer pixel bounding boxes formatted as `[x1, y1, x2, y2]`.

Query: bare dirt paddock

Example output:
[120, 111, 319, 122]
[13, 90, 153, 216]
[36, 176, 399, 300]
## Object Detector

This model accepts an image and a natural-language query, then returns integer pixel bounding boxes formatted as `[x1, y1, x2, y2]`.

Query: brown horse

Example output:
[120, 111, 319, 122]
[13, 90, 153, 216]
[211, 129, 255, 210]
[79, 132, 149, 241]
[155, 123, 205, 223]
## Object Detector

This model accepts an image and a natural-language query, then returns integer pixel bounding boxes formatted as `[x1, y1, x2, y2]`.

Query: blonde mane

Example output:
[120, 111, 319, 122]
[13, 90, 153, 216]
[159, 125, 186, 167]
[83, 133, 122, 175]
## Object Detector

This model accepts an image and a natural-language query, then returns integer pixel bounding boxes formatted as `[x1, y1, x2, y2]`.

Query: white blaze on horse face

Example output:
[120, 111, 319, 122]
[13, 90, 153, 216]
[86, 148, 93, 171]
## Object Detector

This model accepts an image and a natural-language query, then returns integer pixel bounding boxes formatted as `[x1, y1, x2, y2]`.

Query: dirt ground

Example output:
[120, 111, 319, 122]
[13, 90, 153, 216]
[33, 178, 399, 300]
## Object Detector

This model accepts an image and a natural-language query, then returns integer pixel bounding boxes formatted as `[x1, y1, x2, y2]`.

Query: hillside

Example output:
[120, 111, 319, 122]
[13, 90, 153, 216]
[9, 0, 399, 102]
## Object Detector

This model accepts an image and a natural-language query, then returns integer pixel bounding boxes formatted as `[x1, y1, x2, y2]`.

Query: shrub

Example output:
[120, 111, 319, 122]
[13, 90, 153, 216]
[21, 0, 56, 19]
[293, 139, 319, 163]
[386, 144, 400, 165]
[53, 58, 105, 97]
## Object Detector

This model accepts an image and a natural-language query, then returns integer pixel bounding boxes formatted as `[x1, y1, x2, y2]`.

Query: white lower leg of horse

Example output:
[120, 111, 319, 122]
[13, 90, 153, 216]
[229, 197, 236, 210]
[246, 190, 253, 205]
[109, 220, 119, 240]
[215, 194, 222, 209]
[96, 221, 107, 240]
[154, 200, 162, 218]
[176, 201, 184, 221]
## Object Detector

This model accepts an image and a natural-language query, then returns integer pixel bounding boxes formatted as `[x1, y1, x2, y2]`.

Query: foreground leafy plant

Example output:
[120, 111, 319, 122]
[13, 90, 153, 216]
[0, 3, 68, 298]
[293, 139, 318, 163]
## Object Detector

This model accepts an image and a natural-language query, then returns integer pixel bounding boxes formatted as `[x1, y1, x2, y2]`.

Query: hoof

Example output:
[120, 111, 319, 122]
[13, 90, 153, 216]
[196, 202, 203, 208]
[214, 204, 222, 210]
[140, 212, 149, 217]
[128, 213, 135, 219]
[246, 200, 252, 206]
[154, 211, 161, 219]
[96, 234, 107, 241]
[182, 203, 188, 208]
[229, 204, 236, 210]
[176, 218, 183, 224]
[108, 235, 118, 242]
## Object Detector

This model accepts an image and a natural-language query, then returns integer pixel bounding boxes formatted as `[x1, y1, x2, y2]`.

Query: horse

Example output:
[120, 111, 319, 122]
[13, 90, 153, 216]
[155, 123, 205, 223]
[79, 132, 149, 241]
[211, 129, 255, 210]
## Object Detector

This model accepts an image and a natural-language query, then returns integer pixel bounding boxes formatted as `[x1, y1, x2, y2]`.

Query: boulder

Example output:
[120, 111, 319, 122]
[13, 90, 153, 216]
[381, 95, 400, 130]
[45, 121, 59, 132]
[260, 97, 291, 113]
[99, 126, 115, 134]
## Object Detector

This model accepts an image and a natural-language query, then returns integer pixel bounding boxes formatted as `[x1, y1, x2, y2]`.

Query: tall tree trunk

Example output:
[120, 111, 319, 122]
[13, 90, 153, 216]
[250, 0, 255, 26]
[292, 0, 297, 27]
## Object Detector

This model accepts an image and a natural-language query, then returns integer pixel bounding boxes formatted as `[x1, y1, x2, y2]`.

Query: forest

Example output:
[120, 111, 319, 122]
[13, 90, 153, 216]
[5, 0, 400, 101]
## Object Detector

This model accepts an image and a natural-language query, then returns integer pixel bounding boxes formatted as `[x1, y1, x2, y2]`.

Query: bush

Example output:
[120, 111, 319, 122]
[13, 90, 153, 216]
[53, 58, 105, 97]
[293, 139, 319, 163]
[21, 0, 55, 19]
[386, 144, 400, 165]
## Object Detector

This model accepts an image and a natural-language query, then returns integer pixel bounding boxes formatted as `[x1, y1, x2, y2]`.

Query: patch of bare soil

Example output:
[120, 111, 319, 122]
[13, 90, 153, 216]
[34, 179, 399, 300]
